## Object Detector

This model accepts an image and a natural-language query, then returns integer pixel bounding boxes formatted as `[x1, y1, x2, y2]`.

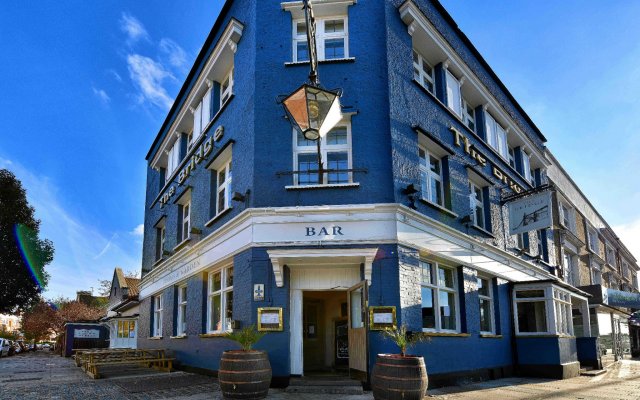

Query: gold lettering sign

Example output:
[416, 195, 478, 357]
[451, 127, 524, 194]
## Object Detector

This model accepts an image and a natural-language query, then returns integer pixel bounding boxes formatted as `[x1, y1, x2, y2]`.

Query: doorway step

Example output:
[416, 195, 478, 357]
[285, 376, 364, 395]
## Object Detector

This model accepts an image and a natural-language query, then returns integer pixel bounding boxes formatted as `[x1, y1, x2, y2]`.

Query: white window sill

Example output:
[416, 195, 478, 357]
[285, 182, 360, 190]
[285, 57, 355, 66]
[419, 198, 458, 218]
[205, 207, 233, 227]
[149, 336, 163, 340]
[173, 237, 192, 252]
[199, 331, 232, 338]
[470, 224, 495, 238]
[170, 335, 187, 339]
[421, 330, 469, 337]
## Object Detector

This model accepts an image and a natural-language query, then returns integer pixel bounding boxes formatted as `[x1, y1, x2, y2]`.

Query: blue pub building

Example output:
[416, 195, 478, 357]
[138, 0, 598, 387]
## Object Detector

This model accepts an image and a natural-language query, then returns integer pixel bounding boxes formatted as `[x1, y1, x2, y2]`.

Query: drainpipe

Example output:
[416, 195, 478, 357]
[610, 312, 618, 362]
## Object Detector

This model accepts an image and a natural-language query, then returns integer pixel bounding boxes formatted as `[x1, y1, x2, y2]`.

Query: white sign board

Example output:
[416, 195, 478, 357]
[260, 312, 280, 325]
[74, 329, 100, 339]
[373, 312, 394, 324]
[508, 191, 553, 235]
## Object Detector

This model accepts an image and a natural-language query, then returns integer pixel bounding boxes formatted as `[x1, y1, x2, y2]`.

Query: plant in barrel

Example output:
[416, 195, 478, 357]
[219, 326, 271, 400]
[372, 325, 430, 400]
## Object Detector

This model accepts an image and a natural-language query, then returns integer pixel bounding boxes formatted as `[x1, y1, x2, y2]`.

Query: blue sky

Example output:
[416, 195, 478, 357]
[0, 1, 638, 299]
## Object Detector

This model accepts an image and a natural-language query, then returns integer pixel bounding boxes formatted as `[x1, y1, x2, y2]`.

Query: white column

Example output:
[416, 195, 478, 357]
[290, 289, 303, 375]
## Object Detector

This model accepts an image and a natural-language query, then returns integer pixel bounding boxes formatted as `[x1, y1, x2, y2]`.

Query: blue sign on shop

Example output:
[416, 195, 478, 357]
[603, 288, 640, 309]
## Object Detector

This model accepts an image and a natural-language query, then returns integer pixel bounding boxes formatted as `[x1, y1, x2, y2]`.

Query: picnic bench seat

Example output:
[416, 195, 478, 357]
[77, 348, 173, 379]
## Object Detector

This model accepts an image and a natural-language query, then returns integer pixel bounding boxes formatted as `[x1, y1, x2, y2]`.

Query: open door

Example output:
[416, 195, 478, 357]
[348, 281, 368, 380]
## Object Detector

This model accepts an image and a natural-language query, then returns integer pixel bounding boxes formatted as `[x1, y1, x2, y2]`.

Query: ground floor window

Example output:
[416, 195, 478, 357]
[513, 284, 584, 336]
[153, 295, 163, 337]
[478, 276, 495, 334]
[207, 265, 233, 333]
[176, 285, 187, 336]
[117, 320, 136, 338]
[421, 260, 459, 332]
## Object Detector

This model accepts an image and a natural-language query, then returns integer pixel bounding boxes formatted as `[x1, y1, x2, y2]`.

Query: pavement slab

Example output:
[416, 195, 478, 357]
[1, 351, 639, 399]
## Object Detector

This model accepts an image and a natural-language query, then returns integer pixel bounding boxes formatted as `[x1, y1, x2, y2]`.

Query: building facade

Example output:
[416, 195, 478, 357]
[103, 268, 140, 349]
[546, 150, 640, 361]
[137, 0, 629, 387]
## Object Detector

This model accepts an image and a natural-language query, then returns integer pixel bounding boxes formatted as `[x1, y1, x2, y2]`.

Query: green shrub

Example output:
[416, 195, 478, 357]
[226, 325, 266, 351]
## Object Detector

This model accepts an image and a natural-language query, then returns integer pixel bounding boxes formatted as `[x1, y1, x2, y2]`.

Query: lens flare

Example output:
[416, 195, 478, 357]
[14, 224, 46, 289]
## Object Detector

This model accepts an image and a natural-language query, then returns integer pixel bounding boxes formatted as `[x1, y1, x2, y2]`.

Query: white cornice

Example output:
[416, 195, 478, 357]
[399, 1, 549, 168]
[139, 203, 557, 298]
[150, 19, 244, 169]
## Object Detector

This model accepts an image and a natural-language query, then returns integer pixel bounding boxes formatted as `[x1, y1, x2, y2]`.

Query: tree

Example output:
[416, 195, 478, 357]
[0, 169, 54, 313]
[21, 297, 107, 341]
[21, 300, 57, 342]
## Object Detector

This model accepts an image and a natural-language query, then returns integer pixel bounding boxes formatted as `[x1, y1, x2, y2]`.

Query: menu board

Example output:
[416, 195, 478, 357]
[257, 307, 283, 331]
[369, 306, 397, 331]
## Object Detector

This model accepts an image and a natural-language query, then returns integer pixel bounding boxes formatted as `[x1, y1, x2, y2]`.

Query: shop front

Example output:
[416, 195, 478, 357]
[137, 204, 595, 386]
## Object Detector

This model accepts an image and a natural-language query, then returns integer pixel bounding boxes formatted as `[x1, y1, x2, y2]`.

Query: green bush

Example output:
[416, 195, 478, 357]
[226, 325, 266, 351]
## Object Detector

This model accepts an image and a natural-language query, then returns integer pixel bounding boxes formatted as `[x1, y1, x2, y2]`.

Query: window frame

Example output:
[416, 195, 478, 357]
[292, 16, 349, 62]
[485, 112, 509, 161]
[587, 227, 599, 254]
[445, 69, 463, 118]
[181, 201, 191, 243]
[153, 294, 163, 338]
[419, 145, 445, 207]
[292, 122, 353, 186]
[155, 223, 166, 262]
[206, 264, 234, 334]
[412, 49, 435, 94]
[215, 158, 233, 216]
[591, 259, 603, 285]
[513, 284, 576, 336]
[176, 284, 187, 336]
[165, 139, 181, 183]
[469, 180, 486, 230]
[220, 68, 234, 107]
[477, 275, 495, 335]
[420, 260, 461, 333]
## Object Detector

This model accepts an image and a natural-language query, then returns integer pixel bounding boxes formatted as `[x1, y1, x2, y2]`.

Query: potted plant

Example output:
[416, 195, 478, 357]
[372, 325, 429, 400]
[219, 325, 271, 400]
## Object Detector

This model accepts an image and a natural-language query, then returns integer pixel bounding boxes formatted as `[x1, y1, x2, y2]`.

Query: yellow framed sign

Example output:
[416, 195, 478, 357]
[369, 306, 397, 330]
[257, 307, 283, 331]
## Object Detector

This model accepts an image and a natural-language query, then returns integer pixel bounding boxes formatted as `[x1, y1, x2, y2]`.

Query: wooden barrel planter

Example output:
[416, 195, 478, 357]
[218, 350, 272, 400]
[372, 353, 428, 400]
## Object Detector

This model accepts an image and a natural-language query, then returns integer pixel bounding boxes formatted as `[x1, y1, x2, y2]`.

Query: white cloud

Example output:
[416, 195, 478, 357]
[92, 86, 111, 104]
[0, 157, 141, 300]
[126, 54, 174, 109]
[613, 218, 640, 262]
[107, 69, 123, 83]
[159, 38, 188, 69]
[131, 224, 144, 236]
[119, 12, 149, 44]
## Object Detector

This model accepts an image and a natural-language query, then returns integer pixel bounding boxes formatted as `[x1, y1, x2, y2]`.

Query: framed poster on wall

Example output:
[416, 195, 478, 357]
[257, 307, 283, 331]
[369, 306, 397, 330]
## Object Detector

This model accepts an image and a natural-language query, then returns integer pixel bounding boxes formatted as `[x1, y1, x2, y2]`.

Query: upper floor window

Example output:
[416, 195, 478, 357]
[559, 202, 575, 233]
[419, 146, 444, 207]
[207, 265, 233, 333]
[485, 112, 509, 160]
[293, 123, 352, 186]
[591, 259, 602, 285]
[166, 140, 181, 183]
[522, 150, 534, 186]
[413, 49, 434, 94]
[587, 227, 599, 254]
[215, 159, 232, 216]
[469, 181, 487, 231]
[220, 68, 234, 106]
[445, 70, 463, 118]
[155, 220, 166, 262]
[293, 17, 348, 62]
[478, 276, 495, 334]
[462, 100, 475, 132]
[153, 294, 163, 337]
[508, 147, 516, 169]
[191, 90, 212, 150]
[563, 251, 577, 286]
[176, 285, 187, 336]
[606, 244, 617, 268]
[421, 261, 459, 332]
[181, 201, 191, 243]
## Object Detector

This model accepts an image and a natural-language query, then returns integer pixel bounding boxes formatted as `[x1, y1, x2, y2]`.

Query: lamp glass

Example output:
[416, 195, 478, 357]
[283, 84, 342, 141]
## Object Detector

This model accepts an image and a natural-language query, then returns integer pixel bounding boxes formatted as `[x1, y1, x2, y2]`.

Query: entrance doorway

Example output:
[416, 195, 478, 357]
[303, 291, 349, 375]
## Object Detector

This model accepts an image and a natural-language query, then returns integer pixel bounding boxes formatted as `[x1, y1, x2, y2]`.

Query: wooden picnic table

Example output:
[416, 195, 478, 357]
[79, 348, 173, 379]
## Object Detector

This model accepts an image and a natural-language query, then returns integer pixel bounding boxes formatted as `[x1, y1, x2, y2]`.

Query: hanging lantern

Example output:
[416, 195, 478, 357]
[282, 83, 342, 141]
